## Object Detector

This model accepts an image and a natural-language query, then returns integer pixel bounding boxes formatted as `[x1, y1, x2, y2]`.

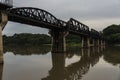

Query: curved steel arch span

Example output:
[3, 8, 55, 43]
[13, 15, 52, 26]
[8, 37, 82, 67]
[67, 18, 90, 35]
[7, 7, 66, 29]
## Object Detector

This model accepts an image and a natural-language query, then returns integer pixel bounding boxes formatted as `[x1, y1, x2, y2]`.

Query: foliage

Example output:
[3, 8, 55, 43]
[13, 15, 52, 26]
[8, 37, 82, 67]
[103, 46, 120, 65]
[3, 33, 82, 45]
[103, 24, 120, 36]
[66, 34, 81, 44]
[103, 24, 120, 44]
[3, 33, 51, 45]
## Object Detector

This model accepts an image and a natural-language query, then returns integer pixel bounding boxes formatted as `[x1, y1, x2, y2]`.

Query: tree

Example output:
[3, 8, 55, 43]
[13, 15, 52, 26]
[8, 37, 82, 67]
[103, 24, 120, 44]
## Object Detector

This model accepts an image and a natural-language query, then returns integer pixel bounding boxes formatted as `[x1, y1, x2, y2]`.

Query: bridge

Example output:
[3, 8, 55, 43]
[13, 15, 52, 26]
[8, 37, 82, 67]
[0, 0, 105, 63]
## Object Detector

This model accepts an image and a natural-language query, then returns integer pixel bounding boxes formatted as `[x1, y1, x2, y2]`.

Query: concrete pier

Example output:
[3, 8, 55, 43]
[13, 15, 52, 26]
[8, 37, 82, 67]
[90, 38, 95, 47]
[0, 64, 3, 80]
[81, 36, 105, 48]
[81, 37, 90, 48]
[50, 30, 68, 53]
[0, 12, 8, 63]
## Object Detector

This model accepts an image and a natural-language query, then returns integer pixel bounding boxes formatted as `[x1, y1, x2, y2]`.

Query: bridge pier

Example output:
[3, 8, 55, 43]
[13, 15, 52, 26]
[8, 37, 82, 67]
[0, 64, 3, 80]
[100, 40, 103, 46]
[81, 37, 105, 48]
[50, 30, 68, 53]
[100, 40, 105, 46]
[90, 39, 95, 47]
[94, 39, 100, 47]
[81, 37, 90, 48]
[103, 41, 105, 46]
[0, 11, 8, 63]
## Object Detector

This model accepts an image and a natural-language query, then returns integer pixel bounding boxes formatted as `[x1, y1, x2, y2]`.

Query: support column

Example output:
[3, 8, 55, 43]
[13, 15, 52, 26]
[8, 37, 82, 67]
[100, 40, 102, 46]
[103, 41, 106, 46]
[0, 64, 3, 80]
[91, 39, 95, 47]
[97, 39, 100, 47]
[50, 30, 68, 53]
[81, 37, 84, 48]
[87, 37, 90, 47]
[101, 40, 106, 46]
[94, 39, 99, 47]
[0, 27, 3, 64]
[81, 37, 90, 48]
[100, 40, 103, 46]
[0, 11, 8, 63]
[92, 47, 95, 53]
[100, 46, 103, 52]
[97, 47, 100, 53]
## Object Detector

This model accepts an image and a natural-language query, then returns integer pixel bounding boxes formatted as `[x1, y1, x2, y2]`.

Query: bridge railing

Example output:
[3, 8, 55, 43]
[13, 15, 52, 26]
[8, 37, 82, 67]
[0, 0, 13, 7]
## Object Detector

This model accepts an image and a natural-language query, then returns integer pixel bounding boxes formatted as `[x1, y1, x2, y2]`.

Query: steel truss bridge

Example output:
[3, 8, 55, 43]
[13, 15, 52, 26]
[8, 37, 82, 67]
[0, 1, 105, 55]
[6, 7, 102, 39]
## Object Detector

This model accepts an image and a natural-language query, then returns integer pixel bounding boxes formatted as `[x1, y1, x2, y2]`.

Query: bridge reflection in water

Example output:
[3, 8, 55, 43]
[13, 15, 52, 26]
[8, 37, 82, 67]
[0, 45, 105, 80]
[0, 64, 3, 80]
[42, 47, 104, 80]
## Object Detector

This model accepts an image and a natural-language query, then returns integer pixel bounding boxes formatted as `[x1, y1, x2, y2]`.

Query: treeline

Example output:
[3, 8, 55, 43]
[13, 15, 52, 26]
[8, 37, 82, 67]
[4, 24, 120, 46]
[3, 33, 81, 45]
[103, 24, 120, 44]
[3, 33, 51, 45]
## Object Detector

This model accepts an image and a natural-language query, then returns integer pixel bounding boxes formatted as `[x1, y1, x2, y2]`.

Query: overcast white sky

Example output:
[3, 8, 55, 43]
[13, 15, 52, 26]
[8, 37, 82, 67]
[2, 0, 120, 36]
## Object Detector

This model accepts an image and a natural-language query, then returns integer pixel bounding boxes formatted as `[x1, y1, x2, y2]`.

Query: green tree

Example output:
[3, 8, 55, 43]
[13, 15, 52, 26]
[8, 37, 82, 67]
[103, 24, 120, 44]
[3, 33, 51, 45]
[3, 33, 82, 45]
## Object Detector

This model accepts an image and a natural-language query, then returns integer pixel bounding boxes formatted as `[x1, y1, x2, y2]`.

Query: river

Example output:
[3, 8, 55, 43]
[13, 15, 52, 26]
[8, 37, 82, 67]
[0, 45, 120, 80]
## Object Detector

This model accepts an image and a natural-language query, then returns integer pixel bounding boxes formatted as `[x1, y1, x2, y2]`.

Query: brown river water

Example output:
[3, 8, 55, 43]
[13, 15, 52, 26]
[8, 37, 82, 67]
[0, 45, 120, 80]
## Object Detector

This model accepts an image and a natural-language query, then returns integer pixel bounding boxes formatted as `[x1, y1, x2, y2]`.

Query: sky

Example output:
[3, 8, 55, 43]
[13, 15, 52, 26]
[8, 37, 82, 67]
[2, 0, 120, 36]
